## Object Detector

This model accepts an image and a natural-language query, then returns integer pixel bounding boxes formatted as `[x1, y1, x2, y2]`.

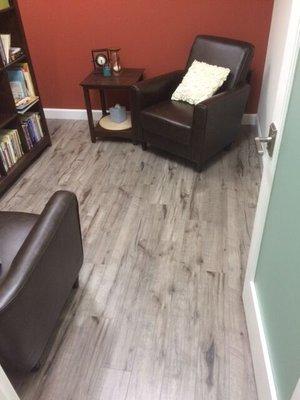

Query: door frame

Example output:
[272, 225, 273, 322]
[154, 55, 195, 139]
[243, 2, 300, 399]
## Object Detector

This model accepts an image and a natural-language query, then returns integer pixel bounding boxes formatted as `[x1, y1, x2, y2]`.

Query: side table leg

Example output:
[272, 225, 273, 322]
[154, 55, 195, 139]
[83, 87, 96, 143]
[100, 90, 108, 116]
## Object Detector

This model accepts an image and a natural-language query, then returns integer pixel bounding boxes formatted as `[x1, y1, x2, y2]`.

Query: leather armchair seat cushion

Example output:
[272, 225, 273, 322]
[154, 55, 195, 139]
[0, 212, 38, 284]
[140, 100, 194, 145]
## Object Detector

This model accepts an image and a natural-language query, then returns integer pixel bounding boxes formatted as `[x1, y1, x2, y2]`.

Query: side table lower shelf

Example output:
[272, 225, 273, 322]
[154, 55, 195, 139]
[94, 112, 134, 140]
[80, 68, 144, 143]
[93, 125, 134, 140]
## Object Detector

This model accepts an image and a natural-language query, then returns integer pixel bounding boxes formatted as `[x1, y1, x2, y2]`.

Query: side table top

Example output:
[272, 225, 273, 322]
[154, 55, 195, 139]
[80, 68, 145, 88]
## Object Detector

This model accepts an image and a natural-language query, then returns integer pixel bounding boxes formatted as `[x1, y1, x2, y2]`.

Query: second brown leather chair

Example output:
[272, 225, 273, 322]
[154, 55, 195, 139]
[131, 35, 254, 170]
[0, 191, 83, 372]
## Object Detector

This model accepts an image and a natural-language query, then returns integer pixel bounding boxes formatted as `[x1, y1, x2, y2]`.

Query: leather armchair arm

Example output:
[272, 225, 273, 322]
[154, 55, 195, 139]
[131, 70, 184, 141]
[131, 70, 184, 110]
[192, 84, 250, 164]
[0, 191, 83, 311]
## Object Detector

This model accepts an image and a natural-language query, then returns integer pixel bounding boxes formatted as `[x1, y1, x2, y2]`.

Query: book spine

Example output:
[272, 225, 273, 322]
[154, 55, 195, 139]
[15, 130, 24, 156]
[0, 147, 8, 172]
[22, 123, 33, 149]
[1, 142, 12, 169]
[5, 136, 17, 164]
[27, 119, 37, 144]
[34, 113, 44, 138]
[0, 37, 6, 65]
[10, 132, 19, 160]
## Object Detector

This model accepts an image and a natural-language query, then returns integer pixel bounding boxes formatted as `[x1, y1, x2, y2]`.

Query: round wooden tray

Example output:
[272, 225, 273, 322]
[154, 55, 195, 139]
[99, 112, 132, 131]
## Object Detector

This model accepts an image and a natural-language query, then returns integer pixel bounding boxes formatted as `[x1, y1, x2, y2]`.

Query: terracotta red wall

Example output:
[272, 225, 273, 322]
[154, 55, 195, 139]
[18, 0, 274, 113]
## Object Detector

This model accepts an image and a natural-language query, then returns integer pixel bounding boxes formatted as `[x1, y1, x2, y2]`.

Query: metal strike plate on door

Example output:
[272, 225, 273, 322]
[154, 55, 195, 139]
[255, 123, 277, 157]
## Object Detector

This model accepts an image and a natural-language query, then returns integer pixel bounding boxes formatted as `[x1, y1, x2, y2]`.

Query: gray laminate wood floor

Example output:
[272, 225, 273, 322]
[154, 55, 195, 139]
[1, 120, 261, 400]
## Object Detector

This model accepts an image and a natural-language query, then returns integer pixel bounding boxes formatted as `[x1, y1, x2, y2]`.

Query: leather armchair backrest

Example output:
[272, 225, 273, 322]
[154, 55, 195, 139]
[186, 35, 254, 90]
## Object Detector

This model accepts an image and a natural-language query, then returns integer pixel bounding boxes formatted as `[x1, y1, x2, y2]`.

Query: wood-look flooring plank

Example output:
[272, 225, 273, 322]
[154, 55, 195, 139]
[0, 121, 261, 400]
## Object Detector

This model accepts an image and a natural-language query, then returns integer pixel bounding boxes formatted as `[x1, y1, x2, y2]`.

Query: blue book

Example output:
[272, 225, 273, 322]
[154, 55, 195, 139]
[27, 118, 38, 144]
[7, 68, 28, 102]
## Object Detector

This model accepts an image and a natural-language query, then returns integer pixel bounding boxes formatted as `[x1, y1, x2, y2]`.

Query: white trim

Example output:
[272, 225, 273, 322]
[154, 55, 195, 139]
[291, 380, 300, 400]
[243, 283, 278, 400]
[44, 108, 102, 121]
[0, 365, 20, 400]
[244, 0, 300, 308]
[244, 1, 300, 399]
[44, 108, 257, 125]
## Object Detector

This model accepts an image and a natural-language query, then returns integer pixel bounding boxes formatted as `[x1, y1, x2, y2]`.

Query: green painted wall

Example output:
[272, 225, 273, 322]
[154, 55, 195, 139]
[255, 53, 300, 400]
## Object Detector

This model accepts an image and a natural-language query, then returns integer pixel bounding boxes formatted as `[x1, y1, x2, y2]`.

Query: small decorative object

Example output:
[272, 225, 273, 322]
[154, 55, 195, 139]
[109, 104, 127, 123]
[109, 48, 122, 73]
[102, 64, 112, 77]
[92, 49, 110, 74]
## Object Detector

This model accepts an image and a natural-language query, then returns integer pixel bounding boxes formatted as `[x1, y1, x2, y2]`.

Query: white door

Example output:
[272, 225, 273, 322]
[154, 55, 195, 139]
[0, 366, 20, 400]
[243, 0, 300, 399]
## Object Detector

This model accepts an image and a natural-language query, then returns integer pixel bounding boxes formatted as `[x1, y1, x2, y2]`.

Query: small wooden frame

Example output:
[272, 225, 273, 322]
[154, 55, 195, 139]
[91, 48, 110, 74]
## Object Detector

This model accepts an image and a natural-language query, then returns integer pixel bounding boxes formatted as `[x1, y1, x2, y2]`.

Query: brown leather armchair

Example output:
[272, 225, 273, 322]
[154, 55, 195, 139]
[0, 191, 83, 372]
[131, 35, 254, 170]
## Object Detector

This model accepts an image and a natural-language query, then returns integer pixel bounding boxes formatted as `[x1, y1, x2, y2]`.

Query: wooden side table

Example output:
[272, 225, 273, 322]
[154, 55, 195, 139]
[80, 68, 144, 143]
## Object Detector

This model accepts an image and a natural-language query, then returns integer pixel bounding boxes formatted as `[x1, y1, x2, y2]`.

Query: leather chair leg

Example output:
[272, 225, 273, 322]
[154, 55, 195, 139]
[141, 142, 148, 151]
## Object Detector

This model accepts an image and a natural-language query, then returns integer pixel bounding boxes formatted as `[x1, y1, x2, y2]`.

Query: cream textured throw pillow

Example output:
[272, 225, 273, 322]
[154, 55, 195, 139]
[171, 61, 230, 105]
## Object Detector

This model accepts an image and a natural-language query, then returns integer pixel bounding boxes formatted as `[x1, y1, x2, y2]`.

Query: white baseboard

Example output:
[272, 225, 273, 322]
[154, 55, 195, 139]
[44, 108, 257, 126]
[243, 113, 258, 125]
[291, 379, 300, 400]
[243, 282, 278, 400]
[44, 108, 102, 121]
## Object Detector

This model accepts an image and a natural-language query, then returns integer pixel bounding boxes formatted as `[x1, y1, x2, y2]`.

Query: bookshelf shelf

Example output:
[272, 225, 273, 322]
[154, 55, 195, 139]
[0, 113, 17, 129]
[0, 54, 26, 72]
[17, 97, 40, 114]
[0, 136, 48, 186]
[0, 6, 14, 14]
[0, 0, 51, 196]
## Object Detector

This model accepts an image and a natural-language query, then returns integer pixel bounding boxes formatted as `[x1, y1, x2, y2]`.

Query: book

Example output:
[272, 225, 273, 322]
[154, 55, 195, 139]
[7, 68, 28, 100]
[0, 37, 23, 65]
[16, 96, 39, 113]
[7, 65, 39, 112]
[0, 34, 11, 64]
[20, 112, 44, 148]
[10, 47, 23, 61]
[0, 129, 24, 172]
[0, 38, 5, 64]
[0, 0, 10, 10]
[20, 63, 35, 97]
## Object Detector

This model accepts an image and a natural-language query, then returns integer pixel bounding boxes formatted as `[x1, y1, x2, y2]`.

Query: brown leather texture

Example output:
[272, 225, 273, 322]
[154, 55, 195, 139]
[131, 35, 254, 169]
[0, 191, 84, 372]
[141, 100, 193, 145]
[0, 212, 38, 284]
[187, 35, 254, 90]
